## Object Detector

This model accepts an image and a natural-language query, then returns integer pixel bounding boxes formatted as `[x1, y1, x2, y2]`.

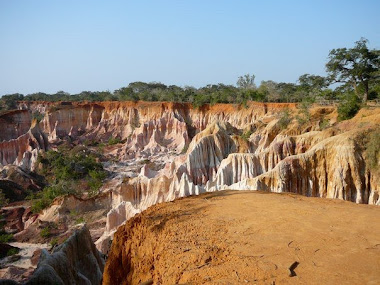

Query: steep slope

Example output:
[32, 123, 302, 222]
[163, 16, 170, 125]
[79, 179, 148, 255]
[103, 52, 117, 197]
[0, 120, 48, 170]
[0, 110, 31, 142]
[235, 131, 370, 202]
[0, 165, 45, 202]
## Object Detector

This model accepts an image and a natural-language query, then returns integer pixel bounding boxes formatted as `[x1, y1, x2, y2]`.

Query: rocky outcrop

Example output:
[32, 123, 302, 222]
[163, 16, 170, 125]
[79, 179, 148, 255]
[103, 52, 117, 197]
[42, 103, 104, 142]
[0, 110, 31, 142]
[25, 225, 104, 285]
[205, 129, 337, 191]
[119, 110, 189, 159]
[235, 131, 378, 204]
[0, 165, 45, 202]
[0, 121, 48, 170]
[38, 192, 112, 223]
[207, 109, 380, 206]
[183, 121, 236, 185]
[0, 207, 28, 233]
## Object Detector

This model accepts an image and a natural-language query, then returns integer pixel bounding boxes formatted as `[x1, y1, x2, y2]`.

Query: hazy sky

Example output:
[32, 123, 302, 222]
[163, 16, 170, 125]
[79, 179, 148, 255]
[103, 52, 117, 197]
[1, 0, 379, 95]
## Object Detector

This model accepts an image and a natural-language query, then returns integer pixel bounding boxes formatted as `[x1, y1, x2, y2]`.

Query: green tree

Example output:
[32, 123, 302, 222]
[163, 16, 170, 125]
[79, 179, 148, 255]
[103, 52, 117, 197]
[277, 82, 298, 102]
[298, 74, 328, 100]
[298, 74, 327, 90]
[337, 92, 360, 121]
[1, 93, 24, 109]
[326, 38, 380, 103]
[237, 74, 256, 90]
[258, 80, 280, 102]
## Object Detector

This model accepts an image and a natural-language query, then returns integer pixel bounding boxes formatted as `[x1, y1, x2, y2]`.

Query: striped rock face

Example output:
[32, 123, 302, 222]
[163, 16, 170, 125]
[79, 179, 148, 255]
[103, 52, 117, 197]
[1, 101, 379, 256]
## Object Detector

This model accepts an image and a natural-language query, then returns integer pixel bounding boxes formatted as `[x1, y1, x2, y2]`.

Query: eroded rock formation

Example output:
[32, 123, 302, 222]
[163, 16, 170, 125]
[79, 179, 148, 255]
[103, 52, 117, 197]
[9, 225, 104, 285]
[0, 120, 47, 170]
[0, 101, 378, 256]
[0, 110, 31, 142]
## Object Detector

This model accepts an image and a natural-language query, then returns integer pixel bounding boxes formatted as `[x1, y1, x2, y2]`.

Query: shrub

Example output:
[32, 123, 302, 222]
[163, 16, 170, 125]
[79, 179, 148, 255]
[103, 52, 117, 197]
[33, 149, 107, 211]
[32, 111, 44, 123]
[108, 137, 122, 145]
[296, 101, 311, 125]
[337, 93, 361, 121]
[319, 119, 330, 130]
[75, 217, 85, 224]
[7, 248, 19, 256]
[240, 130, 253, 141]
[31, 181, 79, 213]
[278, 108, 292, 130]
[40, 227, 51, 238]
[38, 150, 105, 181]
[88, 169, 107, 181]
[0, 233, 13, 243]
[140, 159, 150, 165]
[88, 169, 107, 197]
[50, 238, 59, 247]
[31, 199, 50, 213]
[83, 139, 99, 147]
[88, 180, 102, 197]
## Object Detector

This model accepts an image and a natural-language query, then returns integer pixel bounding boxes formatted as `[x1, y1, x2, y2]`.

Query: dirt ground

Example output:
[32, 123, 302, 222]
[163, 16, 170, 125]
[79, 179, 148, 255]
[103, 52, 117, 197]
[104, 191, 380, 285]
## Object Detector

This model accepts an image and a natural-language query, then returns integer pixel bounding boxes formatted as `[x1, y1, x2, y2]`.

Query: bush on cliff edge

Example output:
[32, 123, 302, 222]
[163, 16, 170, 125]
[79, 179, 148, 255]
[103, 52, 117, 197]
[337, 92, 361, 121]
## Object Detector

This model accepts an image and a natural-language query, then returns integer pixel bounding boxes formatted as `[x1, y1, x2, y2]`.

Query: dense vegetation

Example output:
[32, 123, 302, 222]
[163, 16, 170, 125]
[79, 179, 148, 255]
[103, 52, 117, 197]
[1, 39, 378, 119]
[29, 146, 107, 213]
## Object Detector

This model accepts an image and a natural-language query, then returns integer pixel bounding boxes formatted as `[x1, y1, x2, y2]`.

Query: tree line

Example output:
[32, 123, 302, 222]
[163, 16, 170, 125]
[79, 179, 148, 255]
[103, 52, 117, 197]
[1, 38, 379, 111]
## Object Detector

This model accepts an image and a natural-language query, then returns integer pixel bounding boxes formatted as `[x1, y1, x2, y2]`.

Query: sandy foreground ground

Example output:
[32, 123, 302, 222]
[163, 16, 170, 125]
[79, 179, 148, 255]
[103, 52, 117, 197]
[105, 191, 380, 285]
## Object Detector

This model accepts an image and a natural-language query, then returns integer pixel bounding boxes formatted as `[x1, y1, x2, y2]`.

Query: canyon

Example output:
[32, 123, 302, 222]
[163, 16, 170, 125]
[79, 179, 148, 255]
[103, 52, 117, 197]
[0, 100, 379, 284]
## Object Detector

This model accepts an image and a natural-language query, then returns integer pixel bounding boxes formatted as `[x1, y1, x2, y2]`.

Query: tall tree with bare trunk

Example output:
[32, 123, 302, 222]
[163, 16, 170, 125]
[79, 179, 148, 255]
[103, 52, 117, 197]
[326, 38, 379, 103]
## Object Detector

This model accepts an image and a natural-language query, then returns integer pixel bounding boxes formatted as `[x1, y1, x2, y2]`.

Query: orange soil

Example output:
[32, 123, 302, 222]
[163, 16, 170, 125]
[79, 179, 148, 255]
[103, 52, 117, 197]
[104, 191, 380, 285]
[18, 100, 299, 113]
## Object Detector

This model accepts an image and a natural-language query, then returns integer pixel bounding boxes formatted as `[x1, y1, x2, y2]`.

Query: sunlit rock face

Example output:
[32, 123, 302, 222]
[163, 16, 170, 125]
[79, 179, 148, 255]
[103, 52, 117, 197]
[42, 103, 105, 142]
[244, 132, 376, 204]
[2, 101, 378, 254]
[10, 101, 298, 170]
[0, 120, 48, 170]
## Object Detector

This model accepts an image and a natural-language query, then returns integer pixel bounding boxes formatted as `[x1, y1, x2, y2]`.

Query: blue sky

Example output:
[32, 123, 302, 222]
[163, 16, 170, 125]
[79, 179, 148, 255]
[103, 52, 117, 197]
[1, 0, 379, 95]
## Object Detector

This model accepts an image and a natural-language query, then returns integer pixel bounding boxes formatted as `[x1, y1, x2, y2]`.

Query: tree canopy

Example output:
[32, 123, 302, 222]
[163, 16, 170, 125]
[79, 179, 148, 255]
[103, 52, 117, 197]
[326, 38, 380, 102]
[237, 74, 256, 90]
